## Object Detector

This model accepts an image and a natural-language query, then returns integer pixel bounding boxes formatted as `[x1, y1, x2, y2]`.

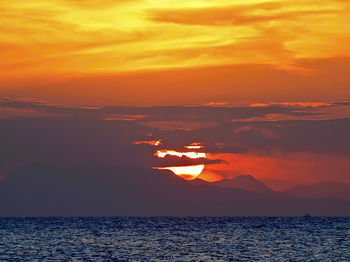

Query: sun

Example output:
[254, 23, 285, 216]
[154, 164, 205, 180]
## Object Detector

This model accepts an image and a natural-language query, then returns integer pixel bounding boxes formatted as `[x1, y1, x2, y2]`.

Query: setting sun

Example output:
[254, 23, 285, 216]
[153, 148, 207, 180]
[153, 164, 205, 180]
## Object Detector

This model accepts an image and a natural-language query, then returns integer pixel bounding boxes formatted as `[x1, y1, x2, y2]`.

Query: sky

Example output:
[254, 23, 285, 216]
[0, 0, 350, 215]
[0, 0, 349, 104]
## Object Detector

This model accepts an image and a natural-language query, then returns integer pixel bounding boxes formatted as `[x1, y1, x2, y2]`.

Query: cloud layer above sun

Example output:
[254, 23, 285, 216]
[1, 98, 350, 216]
[1, 97, 350, 190]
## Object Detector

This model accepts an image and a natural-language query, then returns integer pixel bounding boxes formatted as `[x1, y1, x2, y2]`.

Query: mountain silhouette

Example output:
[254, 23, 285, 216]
[210, 175, 274, 194]
[284, 182, 350, 200]
[0, 164, 349, 216]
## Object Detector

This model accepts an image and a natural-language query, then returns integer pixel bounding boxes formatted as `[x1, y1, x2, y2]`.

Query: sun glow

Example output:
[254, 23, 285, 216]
[154, 164, 205, 180]
[155, 150, 206, 159]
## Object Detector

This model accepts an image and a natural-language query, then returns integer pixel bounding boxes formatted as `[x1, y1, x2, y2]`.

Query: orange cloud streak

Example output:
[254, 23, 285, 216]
[184, 142, 204, 149]
[155, 150, 206, 159]
[133, 140, 162, 146]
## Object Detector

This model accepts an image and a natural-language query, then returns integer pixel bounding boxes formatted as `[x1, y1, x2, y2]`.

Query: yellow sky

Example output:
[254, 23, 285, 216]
[1, 0, 349, 77]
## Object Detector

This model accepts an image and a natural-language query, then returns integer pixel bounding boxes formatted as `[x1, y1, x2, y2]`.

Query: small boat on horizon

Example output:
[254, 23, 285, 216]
[303, 213, 311, 217]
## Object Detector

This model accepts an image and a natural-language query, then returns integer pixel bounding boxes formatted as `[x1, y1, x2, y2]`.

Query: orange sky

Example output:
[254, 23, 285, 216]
[200, 152, 350, 190]
[0, 0, 349, 105]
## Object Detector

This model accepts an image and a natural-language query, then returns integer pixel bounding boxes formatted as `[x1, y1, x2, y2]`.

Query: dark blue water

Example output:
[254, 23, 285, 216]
[0, 217, 349, 261]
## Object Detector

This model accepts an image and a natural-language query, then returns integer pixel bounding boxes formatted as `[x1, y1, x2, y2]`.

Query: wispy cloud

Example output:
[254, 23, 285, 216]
[0, 0, 349, 77]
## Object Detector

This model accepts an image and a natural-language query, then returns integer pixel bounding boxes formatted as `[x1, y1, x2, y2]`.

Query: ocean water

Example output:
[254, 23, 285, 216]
[0, 217, 349, 261]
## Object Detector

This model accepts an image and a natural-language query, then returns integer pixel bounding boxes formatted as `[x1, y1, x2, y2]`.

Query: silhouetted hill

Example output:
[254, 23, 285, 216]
[1, 164, 349, 217]
[210, 175, 274, 194]
[284, 182, 350, 200]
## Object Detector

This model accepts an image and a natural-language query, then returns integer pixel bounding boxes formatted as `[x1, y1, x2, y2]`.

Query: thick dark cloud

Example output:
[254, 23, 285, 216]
[2, 98, 350, 155]
[1, 98, 350, 216]
[154, 155, 226, 167]
[1, 98, 350, 156]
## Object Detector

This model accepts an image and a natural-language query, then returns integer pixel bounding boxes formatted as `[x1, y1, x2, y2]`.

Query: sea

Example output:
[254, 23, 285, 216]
[0, 217, 349, 261]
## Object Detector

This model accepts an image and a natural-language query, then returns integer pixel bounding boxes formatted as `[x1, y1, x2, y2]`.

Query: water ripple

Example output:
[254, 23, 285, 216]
[0, 217, 349, 261]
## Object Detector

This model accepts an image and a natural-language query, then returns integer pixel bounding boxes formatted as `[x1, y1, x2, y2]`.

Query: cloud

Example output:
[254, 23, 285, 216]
[0, 99, 350, 215]
[150, 2, 339, 26]
[1, 98, 350, 180]
[2, 56, 349, 106]
[0, 0, 348, 79]
[154, 155, 226, 167]
[63, 0, 139, 9]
